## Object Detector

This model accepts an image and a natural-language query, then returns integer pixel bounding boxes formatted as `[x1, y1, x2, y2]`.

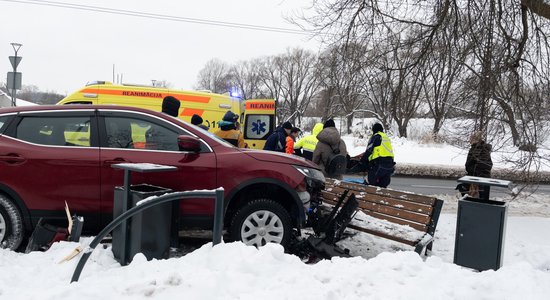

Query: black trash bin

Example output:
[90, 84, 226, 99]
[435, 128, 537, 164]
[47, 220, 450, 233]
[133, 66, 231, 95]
[454, 196, 508, 271]
[112, 184, 173, 265]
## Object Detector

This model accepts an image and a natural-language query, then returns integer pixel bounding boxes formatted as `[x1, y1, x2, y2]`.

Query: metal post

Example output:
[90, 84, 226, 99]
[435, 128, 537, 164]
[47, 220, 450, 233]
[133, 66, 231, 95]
[120, 169, 131, 266]
[212, 188, 225, 246]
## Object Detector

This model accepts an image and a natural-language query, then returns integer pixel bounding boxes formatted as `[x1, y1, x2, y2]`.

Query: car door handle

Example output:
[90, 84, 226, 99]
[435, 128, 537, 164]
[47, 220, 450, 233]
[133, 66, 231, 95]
[0, 154, 26, 164]
[103, 158, 131, 166]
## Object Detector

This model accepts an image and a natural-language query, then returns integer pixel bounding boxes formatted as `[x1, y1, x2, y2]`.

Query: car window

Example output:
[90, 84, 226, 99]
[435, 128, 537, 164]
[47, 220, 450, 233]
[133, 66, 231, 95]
[104, 116, 179, 151]
[0, 116, 9, 132]
[16, 116, 92, 147]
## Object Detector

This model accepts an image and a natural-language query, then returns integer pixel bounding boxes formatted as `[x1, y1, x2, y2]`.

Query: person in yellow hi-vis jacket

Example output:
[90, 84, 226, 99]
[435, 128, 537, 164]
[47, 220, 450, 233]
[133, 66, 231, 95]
[359, 123, 395, 188]
[294, 122, 323, 161]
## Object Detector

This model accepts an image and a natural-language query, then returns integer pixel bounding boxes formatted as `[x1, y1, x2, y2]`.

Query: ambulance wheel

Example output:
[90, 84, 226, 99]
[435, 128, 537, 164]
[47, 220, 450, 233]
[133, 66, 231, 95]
[0, 194, 24, 251]
[230, 199, 292, 249]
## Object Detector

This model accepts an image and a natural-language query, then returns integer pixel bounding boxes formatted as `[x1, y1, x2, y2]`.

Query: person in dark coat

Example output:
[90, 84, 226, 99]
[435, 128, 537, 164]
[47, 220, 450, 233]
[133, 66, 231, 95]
[460, 131, 493, 199]
[191, 113, 209, 131]
[263, 121, 292, 152]
[359, 123, 395, 188]
[312, 119, 347, 179]
[161, 96, 180, 117]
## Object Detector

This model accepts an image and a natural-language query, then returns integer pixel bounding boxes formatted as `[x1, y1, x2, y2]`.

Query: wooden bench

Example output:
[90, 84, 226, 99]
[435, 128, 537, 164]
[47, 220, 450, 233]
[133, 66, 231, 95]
[320, 178, 444, 255]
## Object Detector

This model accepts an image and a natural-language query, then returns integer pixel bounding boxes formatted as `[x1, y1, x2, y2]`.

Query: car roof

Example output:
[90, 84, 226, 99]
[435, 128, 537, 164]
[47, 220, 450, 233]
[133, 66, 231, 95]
[0, 104, 165, 116]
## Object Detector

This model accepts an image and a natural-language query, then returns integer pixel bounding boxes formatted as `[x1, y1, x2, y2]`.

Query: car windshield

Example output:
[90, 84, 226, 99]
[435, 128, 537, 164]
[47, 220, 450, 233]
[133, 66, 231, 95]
[173, 118, 236, 148]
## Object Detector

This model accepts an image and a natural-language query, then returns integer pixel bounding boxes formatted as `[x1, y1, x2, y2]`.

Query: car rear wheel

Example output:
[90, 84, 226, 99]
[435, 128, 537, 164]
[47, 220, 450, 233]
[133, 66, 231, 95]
[0, 194, 24, 250]
[230, 199, 292, 249]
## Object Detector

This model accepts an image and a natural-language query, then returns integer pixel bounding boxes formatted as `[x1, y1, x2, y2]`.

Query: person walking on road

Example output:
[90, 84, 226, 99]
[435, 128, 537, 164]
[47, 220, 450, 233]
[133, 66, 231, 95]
[264, 121, 293, 152]
[359, 123, 395, 188]
[294, 122, 323, 161]
[214, 111, 245, 148]
[313, 119, 348, 179]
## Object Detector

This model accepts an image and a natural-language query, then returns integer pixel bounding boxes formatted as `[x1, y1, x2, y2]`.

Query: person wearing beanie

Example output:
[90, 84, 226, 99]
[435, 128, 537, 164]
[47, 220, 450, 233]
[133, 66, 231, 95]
[222, 110, 239, 122]
[358, 122, 395, 188]
[264, 121, 293, 152]
[294, 122, 323, 161]
[214, 110, 245, 147]
[285, 127, 301, 155]
[191, 114, 209, 131]
[323, 119, 336, 129]
[313, 120, 347, 179]
[161, 96, 180, 117]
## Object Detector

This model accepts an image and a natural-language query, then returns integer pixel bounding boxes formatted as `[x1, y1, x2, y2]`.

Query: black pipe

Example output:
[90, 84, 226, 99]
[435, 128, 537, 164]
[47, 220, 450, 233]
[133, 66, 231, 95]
[71, 188, 224, 283]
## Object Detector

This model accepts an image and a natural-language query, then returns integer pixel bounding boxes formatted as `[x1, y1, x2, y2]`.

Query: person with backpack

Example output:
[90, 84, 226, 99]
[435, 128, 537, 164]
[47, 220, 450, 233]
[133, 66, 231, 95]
[294, 122, 323, 161]
[359, 123, 395, 188]
[312, 119, 348, 179]
[214, 111, 245, 148]
[264, 121, 293, 152]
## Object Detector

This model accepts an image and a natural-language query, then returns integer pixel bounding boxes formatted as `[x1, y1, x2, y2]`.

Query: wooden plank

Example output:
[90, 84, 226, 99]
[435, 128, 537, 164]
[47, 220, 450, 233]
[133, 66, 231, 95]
[356, 201, 431, 224]
[320, 190, 342, 203]
[326, 179, 437, 206]
[320, 191, 431, 225]
[326, 186, 433, 215]
[320, 197, 428, 232]
[360, 211, 428, 232]
[347, 224, 419, 246]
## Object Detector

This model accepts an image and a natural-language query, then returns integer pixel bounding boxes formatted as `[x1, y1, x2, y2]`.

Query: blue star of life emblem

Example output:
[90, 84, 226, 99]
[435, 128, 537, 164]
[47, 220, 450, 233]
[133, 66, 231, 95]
[252, 119, 267, 135]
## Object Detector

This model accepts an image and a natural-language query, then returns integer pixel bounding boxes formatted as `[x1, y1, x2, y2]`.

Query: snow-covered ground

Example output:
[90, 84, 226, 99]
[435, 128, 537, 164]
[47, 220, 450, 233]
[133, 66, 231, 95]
[1, 213, 549, 299]
[1, 121, 549, 299]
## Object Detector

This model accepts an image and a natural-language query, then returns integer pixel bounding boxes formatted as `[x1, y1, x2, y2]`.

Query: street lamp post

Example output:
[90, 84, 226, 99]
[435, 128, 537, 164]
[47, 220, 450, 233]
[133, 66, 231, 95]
[9, 43, 23, 107]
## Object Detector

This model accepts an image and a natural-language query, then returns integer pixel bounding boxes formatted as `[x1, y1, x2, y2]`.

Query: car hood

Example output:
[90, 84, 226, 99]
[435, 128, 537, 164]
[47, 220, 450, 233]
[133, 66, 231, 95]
[242, 149, 320, 169]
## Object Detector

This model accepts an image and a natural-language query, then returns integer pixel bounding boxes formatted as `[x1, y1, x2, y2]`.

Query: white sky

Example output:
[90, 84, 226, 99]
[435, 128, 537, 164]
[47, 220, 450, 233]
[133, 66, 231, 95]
[0, 0, 320, 95]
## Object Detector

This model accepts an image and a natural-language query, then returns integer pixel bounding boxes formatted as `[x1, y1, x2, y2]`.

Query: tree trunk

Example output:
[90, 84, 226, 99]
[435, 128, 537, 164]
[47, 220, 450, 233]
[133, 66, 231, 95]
[522, 0, 550, 20]
[346, 113, 354, 134]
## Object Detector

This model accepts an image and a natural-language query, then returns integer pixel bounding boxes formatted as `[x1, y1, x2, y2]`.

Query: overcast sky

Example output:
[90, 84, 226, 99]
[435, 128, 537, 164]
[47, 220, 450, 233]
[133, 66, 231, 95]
[0, 0, 320, 95]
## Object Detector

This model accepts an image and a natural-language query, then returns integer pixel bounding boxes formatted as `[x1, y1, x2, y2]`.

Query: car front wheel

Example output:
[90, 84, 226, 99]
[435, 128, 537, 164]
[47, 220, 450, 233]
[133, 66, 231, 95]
[230, 199, 292, 249]
[0, 194, 24, 251]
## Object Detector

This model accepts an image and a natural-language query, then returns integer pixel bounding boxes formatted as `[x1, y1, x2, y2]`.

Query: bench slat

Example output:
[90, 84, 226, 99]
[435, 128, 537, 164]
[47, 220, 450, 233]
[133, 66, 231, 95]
[355, 210, 428, 232]
[321, 199, 428, 236]
[321, 191, 431, 225]
[325, 186, 434, 214]
[326, 179, 437, 206]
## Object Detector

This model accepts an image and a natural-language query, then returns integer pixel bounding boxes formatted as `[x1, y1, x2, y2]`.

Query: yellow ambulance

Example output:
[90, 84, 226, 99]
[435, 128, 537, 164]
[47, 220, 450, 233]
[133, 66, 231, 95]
[57, 81, 276, 149]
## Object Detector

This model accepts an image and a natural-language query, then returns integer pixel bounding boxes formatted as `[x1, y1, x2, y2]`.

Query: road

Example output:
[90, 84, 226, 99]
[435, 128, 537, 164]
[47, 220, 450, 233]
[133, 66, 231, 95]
[343, 175, 550, 198]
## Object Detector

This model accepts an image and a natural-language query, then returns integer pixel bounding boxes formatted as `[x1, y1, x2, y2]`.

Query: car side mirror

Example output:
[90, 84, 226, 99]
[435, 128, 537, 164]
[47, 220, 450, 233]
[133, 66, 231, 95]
[178, 135, 201, 152]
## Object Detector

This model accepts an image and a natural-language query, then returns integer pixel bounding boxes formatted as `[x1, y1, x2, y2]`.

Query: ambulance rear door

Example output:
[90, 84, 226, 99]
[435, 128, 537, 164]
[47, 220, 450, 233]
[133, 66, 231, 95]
[243, 99, 276, 149]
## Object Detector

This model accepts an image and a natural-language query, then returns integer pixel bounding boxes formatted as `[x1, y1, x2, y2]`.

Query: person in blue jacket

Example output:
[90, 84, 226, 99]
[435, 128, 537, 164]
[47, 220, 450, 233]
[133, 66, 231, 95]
[263, 121, 292, 152]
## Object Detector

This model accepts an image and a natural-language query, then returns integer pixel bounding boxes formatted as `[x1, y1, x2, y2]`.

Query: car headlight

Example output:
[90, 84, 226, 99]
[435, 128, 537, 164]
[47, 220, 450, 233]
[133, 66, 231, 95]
[293, 165, 325, 183]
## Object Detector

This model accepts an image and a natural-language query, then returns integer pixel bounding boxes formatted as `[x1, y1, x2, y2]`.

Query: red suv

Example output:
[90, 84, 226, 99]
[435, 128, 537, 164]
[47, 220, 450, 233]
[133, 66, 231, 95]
[0, 105, 325, 250]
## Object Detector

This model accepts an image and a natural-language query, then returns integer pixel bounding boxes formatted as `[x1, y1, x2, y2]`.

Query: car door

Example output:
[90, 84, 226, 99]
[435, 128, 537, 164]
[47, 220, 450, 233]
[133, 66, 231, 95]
[97, 109, 217, 228]
[0, 110, 101, 229]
